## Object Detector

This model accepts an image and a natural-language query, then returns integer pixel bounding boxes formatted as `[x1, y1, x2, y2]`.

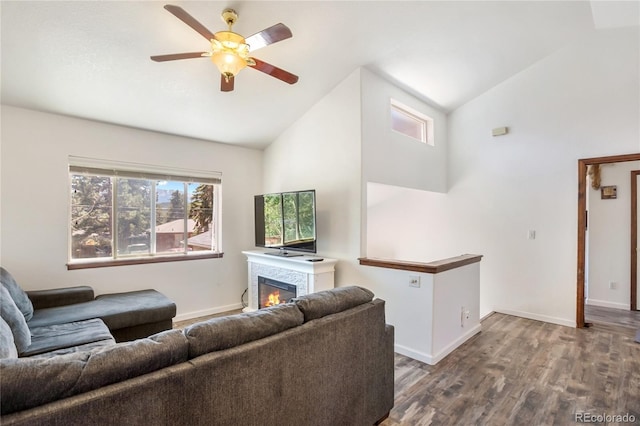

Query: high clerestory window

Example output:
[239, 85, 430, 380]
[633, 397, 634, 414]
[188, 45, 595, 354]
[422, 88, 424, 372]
[68, 157, 222, 269]
[390, 98, 434, 146]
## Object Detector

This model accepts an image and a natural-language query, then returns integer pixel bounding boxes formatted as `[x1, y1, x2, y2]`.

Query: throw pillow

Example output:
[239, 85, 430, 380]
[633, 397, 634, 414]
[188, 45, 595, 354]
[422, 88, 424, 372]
[1, 267, 34, 321]
[0, 316, 18, 359]
[0, 284, 32, 353]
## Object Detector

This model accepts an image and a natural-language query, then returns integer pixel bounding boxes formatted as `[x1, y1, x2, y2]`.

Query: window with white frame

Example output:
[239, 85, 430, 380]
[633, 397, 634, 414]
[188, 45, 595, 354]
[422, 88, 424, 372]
[390, 98, 434, 146]
[68, 157, 221, 267]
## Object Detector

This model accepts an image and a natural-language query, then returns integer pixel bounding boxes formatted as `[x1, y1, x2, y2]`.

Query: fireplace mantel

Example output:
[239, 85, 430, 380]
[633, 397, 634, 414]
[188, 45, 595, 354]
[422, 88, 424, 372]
[242, 250, 337, 312]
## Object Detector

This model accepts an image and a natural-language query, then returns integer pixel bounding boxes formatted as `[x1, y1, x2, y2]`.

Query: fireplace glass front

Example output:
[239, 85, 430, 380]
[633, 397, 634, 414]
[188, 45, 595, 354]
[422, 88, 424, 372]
[258, 276, 297, 309]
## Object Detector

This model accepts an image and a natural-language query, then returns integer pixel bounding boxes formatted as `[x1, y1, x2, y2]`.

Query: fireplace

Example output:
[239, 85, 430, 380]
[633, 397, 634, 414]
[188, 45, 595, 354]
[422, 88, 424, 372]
[242, 250, 337, 312]
[258, 276, 297, 309]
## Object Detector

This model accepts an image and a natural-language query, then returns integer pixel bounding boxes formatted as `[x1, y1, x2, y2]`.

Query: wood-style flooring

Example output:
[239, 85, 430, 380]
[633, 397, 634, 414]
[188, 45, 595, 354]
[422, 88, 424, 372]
[173, 309, 242, 330]
[174, 310, 640, 425]
[585, 304, 640, 330]
[382, 313, 639, 425]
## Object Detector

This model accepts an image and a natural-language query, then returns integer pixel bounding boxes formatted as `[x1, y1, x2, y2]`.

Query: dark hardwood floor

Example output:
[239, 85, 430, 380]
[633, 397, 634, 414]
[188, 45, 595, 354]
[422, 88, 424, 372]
[381, 313, 639, 425]
[175, 309, 639, 425]
[585, 304, 640, 330]
[173, 309, 242, 330]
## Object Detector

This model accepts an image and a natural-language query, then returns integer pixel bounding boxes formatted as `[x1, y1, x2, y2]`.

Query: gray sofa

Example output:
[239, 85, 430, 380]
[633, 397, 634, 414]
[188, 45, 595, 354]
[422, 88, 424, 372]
[0, 286, 395, 425]
[0, 267, 177, 358]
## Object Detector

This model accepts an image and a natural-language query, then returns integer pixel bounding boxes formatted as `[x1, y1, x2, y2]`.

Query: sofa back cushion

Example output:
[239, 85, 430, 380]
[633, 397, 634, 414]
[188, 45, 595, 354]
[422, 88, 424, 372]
[0, 285, 31, 353]
[184, 303, 304, 358]
[0, 316, 18, 359]
[71, 328, 189, 394]
[291, 286, 375, 322]
[0, 352, 87, 415]
[0, 329, 189, 415]
[1, 267, 34, 321]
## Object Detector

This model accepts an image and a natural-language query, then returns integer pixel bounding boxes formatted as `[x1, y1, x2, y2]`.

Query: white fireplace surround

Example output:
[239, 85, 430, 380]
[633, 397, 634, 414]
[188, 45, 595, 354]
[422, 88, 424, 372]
[242, 250, 337, 312]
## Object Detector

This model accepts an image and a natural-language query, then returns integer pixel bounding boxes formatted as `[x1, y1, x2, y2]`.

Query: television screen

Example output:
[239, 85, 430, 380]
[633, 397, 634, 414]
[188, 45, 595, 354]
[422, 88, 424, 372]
[255, 190, 316, 254]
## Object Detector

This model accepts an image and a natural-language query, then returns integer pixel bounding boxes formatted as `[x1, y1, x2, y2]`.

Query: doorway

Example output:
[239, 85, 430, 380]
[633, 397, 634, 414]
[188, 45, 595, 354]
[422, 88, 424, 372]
[577, 153, 640, 328]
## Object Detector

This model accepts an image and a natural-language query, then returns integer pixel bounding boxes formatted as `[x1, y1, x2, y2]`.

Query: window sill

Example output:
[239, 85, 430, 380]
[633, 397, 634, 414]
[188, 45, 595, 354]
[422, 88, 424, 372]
[67, 252, 224, 270]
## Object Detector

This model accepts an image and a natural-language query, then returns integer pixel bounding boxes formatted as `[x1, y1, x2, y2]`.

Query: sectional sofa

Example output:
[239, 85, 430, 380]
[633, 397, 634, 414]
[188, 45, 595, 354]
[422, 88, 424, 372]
[0, 267, 177, 358]
[1, 284, 395, 425]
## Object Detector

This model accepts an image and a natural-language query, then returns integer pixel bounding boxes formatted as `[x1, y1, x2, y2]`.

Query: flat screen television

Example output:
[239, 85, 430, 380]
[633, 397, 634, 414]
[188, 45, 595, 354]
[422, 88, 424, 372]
[254, 189, 316, 256]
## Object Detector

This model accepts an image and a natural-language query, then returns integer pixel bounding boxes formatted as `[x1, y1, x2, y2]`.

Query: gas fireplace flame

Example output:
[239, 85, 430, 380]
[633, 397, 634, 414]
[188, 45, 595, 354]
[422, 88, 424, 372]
[265, 291, 281, 307]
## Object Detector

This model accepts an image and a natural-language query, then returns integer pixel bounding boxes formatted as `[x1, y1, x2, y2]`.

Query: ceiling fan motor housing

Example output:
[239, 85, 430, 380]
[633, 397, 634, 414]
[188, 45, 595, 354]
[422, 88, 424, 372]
[221, 9, 238, 28]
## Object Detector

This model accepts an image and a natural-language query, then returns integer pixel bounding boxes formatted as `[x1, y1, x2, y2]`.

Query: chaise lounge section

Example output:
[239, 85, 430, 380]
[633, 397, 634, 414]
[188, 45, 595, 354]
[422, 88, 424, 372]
[0, 267, 176, 358]
[27, 287, 177, 343]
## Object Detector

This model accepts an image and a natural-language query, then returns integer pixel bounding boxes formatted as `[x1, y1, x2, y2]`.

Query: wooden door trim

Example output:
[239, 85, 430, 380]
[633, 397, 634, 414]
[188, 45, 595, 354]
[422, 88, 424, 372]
[577, 153, 640, 328]
[631, 170, 639, 311]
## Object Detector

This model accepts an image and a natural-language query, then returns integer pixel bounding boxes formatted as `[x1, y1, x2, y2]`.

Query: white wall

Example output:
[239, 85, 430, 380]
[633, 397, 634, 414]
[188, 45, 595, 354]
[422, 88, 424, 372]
[446, 27, 640, 325]
[367, 182, 463, 261]
[363, 27, 639, 325]
[361, 68, 448, 194]
[262, 69, 363, 284]
[587, 161, 640, 309]
[0, 105, 263, 320]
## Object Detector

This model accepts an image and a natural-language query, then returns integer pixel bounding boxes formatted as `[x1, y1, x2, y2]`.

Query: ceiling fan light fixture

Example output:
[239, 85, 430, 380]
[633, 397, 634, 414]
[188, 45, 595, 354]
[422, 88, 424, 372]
[211, 50, 246, 80]
[210, 31, 253, 79]
[152, 5, 297, 91]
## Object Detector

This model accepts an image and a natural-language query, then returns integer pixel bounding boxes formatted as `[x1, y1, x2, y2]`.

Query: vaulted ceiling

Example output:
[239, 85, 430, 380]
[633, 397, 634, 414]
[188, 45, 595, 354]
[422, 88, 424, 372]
[1, 1, 636, 149]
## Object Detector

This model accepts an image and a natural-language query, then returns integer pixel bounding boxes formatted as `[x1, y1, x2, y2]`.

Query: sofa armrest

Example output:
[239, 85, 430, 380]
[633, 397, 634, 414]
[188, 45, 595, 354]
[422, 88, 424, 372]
[26, 286, 95, 310]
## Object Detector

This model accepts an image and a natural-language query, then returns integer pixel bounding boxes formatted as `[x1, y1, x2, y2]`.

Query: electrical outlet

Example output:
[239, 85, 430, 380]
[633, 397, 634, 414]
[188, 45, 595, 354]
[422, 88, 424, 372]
[461, 306, 471, 327]
[609, 281, 617, 290]
[409, 275, 420, 288]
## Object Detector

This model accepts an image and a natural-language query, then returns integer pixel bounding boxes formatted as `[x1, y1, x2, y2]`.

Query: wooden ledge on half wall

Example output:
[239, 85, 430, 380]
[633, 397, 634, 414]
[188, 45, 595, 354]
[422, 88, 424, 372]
[358, 254, 483, 274]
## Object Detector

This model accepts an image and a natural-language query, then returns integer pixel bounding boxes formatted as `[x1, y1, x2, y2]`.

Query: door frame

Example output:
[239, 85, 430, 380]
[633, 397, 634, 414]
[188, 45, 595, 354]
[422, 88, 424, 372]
[631, 170, 640, 311]
[577, 153, 640, 328]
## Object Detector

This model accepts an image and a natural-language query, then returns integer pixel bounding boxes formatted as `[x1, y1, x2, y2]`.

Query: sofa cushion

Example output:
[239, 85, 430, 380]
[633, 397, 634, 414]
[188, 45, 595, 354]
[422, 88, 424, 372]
[0, 316, 18, 359]
[0, 285, 31, 353]
[0, 329, 189, 415]
[1, 267, 34, 321]
[0, 351, 89, 415]
[71, 329, 189, 394]
[291, 286, 375, 322]
[21, 318, 114, 357]
[30, 338, 116, 359]
[27, 289, 176, 330]
[184, 303, 304, 358]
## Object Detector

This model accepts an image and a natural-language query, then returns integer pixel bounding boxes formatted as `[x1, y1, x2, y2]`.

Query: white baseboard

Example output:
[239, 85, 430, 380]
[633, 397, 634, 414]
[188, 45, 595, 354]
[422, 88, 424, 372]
[494, 308, 575, 328]
[394, 344, 432, 365]
[394, 324, 482, 365]
[173, 303, 243, 322]
[585, 298, 630, 310]
[430, 324, 482, 364]
[480, 311, 495, 322]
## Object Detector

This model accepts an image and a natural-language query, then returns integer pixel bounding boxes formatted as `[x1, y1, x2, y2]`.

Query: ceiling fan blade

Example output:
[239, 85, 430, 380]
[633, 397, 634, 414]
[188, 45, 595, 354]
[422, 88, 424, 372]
[221, 75, 234, 92]
[249, 58, 299, 85]
[150, 52, 207, 62]
[164, 5, 215, 41]
[245, 23, 292, 52]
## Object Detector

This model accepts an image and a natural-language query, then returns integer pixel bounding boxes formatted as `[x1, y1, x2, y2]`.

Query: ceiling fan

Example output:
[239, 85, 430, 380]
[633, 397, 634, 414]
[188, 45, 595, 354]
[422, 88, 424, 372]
[151, 5, 298, 92]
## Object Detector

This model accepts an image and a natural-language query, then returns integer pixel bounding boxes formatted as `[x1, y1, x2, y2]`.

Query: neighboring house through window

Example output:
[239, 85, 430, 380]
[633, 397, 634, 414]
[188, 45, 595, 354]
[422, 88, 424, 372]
[68, 156, 222, 268]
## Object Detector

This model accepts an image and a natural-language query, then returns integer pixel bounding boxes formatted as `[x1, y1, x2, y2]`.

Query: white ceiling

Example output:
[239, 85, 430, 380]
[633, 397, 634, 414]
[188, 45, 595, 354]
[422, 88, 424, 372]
[1, 1, 629, 149]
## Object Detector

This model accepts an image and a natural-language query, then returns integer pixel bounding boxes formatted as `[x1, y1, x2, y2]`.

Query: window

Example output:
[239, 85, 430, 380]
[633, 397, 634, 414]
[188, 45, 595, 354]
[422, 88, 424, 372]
[390, 98, 434, 145]
[68, 157, 221, 269]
